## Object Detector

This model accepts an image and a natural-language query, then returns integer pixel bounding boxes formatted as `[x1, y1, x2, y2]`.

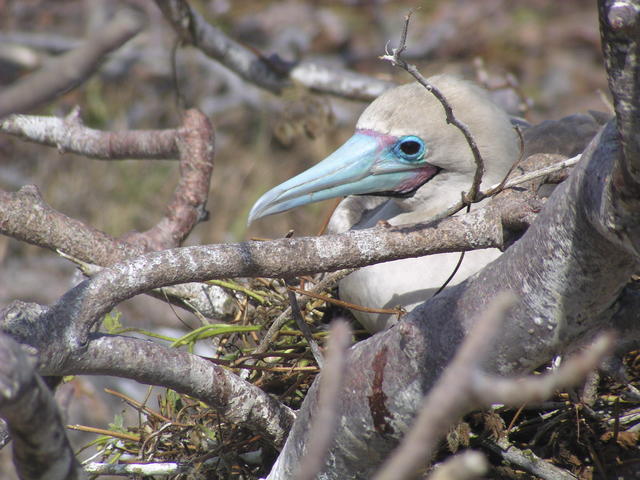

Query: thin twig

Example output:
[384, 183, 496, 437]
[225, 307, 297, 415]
[254, 269, 355, 354]
[432, 204, 472, 297]
[491, 154, 581, 192]
[286, 286, 324, 367]
[380, 10, 485, 204]
[427, 154, 582, 224]
[104, 388, 190, 427]
[288, 285, 403, 316]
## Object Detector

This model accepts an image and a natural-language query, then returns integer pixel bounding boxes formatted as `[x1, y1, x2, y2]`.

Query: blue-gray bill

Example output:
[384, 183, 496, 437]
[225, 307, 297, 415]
[248, 130, 438, 224]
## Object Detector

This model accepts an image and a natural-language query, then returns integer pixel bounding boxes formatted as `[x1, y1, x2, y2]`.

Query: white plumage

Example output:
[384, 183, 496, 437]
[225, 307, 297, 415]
[250, 75, 520, 332]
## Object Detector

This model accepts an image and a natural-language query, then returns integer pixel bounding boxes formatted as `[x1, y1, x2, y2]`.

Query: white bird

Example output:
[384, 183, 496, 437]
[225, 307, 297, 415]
[249, 75, 520, 332]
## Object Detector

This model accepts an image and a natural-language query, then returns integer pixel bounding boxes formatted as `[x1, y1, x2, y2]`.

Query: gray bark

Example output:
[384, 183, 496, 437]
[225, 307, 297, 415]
[266, 1, 640, 477]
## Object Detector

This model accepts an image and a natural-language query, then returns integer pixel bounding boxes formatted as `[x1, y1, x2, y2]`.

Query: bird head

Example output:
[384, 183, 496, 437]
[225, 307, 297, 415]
[248, 74, 519, 225]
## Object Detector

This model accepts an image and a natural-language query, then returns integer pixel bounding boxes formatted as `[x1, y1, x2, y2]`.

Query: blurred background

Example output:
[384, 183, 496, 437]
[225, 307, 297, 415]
[0, 0, 611, 477]
[0, 0, 609, 313]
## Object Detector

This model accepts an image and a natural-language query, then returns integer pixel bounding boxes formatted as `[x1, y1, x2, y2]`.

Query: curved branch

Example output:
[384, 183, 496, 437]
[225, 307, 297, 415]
[36, 199, 514, 355]
[598, 0, 640, 257]
[68, 334, 295, 447]
[0, 110, 234, 320]
[0, 109, 214, 254]
[0, 302, 294, 448]
[123, 109, 215, 251]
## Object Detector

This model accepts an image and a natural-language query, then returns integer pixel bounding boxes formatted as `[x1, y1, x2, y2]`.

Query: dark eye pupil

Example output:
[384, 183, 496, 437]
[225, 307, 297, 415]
[400, 140, 421, 156]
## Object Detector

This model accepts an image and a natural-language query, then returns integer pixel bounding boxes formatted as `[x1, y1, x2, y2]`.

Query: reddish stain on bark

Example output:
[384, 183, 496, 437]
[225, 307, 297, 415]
[367, 346, 394, 435]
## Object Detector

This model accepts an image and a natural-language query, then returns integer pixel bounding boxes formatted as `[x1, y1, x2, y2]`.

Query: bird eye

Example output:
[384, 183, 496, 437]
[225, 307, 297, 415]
[394, 136, 425, 162]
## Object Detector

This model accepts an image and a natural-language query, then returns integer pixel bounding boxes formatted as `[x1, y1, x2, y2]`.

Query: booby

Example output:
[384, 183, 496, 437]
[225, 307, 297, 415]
[249, 75, 520, 332]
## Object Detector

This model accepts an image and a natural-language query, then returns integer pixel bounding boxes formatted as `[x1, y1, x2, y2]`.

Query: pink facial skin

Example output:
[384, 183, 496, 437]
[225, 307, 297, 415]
[395, 164, 439, 194]
[356, 129, 439, 195]
[356, 128, 398, 150]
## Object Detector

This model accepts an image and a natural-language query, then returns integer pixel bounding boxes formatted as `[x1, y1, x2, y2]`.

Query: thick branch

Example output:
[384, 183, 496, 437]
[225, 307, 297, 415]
[67, 334, 295, 447]
[295, 321, 352, 480]
[153, 0, 393, 100]
[599, 0, 640, 258]
[0, 110, 234, 319]
[123, 109, 215, 251]
[599, 0, 640, 178]
[0, 302, 294, 448]
[0, 12, 142, 117]
[0, 184, 142, 264]
[0, 333, 82, 480]
[0, 110, 180, 159]
[372, 294, 612, 480]
[26, 198, 522, 361]
[266, 119, 639, 478]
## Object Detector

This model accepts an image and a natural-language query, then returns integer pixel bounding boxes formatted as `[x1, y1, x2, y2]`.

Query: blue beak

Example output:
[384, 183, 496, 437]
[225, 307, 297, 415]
[248, 131, 437, 224]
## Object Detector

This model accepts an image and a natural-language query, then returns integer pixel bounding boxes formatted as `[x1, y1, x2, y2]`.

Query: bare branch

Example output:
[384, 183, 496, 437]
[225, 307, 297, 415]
[290, 63, 394, 101]
[373, 295, 612, 480]
[372, 293, 517, 480]
[599, 0, 640, 179]
[491, 154, 581, 191]
[295, 321, 352, 480]
[380, 11, 485, 203]
[153, 0, 287, 93]
[68, 334, 295, 447]
[1, 108, 213, 251]
[124, 109, 215, 251]
[0, 333, 82, 480]
[0, 109, 234, 319]
[0, 184, 139, 265]
[1, 109, 180, 159]
[153, 0, 393, 100]
[473, 334, 615, 407]
[598, 0, 640, 258]
[34, 199, 515, 346]
[0, 12, 143, 118]
[480, 437, 578, 480]
[0, 300, 295, 448]
[83, 461, 185, 476]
